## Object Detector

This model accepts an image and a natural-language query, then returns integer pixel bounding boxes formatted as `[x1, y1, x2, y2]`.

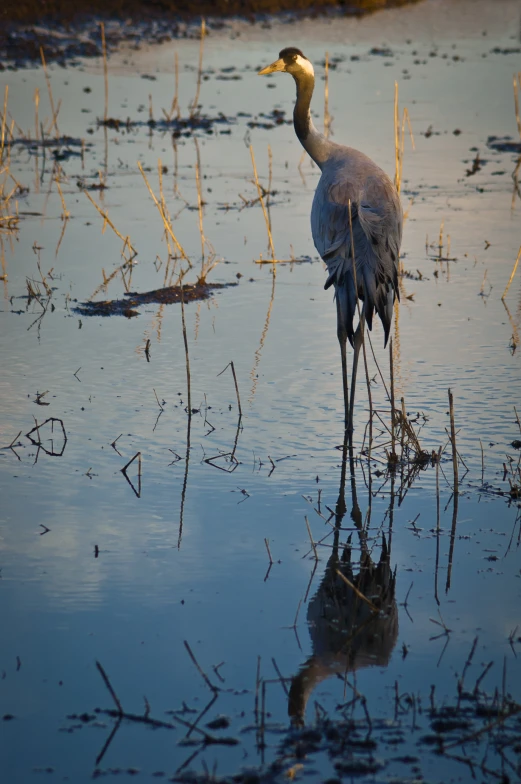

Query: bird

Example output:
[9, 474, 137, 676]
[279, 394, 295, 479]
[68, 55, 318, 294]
[288, 436, 397, 725]
[288, 533, 397, 725]
[259, 48, 402, 434]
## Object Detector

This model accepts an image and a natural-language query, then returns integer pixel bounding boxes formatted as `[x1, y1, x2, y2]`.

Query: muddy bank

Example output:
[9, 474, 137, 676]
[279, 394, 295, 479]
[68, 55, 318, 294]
[0, 0, 421, 67]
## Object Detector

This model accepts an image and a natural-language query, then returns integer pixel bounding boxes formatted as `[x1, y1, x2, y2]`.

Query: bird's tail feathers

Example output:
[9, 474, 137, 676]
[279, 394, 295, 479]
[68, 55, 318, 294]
[334, 274, 357, 348]
[379, 285, 395, 347]
[331, 251, 398, 347]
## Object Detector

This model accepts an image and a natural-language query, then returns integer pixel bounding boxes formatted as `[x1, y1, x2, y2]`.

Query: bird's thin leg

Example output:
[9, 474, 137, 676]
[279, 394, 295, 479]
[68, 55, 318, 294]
[336, 298, 350, 434]
[347, 313, 365, 434]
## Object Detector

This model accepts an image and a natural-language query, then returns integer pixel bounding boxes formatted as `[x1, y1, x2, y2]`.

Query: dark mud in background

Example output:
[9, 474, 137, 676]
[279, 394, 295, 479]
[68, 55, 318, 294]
[0, 0, 420, 68]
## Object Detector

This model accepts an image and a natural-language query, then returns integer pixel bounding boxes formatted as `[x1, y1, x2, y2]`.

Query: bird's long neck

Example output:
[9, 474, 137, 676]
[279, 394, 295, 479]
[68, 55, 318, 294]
[293, 71, 330, 168]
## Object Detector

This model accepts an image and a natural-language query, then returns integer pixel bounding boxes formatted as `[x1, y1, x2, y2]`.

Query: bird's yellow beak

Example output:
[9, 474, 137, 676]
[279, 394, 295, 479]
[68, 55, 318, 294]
[258, 58, 285, 76]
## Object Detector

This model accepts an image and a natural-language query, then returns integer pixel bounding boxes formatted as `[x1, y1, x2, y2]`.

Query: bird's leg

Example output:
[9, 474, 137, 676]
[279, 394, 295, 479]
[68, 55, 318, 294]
[347, 314, 365, 434]
[336, 297, 350, 434]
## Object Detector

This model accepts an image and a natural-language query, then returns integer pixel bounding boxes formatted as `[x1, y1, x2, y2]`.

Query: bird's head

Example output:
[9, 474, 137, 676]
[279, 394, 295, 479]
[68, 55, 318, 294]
[258, 47, 314, 78]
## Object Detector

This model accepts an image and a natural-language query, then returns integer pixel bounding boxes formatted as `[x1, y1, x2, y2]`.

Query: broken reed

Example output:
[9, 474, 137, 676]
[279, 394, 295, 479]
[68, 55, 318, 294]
[502, 244, 521, 300]
[305, 516, 318, 561]
[217, 361, 243, 419]
[83, 188, 137, 262]
[250, 144, 276, 261]
[448, 388, 459, 494]
[138, 160, 191, 267]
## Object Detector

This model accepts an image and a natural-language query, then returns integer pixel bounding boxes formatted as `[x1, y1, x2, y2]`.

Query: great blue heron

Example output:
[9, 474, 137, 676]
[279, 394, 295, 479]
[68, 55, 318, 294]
[259, 48, 402, 433]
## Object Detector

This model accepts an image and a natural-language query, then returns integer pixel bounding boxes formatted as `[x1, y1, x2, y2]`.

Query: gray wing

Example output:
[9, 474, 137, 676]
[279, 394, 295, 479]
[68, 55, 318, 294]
[311, 172, 402, 346]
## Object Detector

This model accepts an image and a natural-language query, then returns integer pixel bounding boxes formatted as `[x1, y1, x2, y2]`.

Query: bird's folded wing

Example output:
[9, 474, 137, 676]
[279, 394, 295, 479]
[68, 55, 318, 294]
[311, 177, 401, 296]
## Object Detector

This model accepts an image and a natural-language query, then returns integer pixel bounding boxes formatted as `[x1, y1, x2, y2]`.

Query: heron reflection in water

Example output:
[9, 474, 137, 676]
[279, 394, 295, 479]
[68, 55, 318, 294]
[288, 439, 398, 726]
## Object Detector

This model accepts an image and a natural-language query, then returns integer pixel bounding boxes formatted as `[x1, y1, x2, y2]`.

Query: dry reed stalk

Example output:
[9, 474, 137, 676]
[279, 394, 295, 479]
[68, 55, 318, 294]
[96, 661, 123, 715]
[249, 265, 276, 402]
[250, 145, 276, 261]
[400, 397, 406, 455]
[434, 445, 441, 605]
[501, 244, 521, 300]
[157, 160, 175, 268]
[194, 143, 219, 282]
[34, 88, 40, 141]
[501, 298, 521, 351]
[190, 18, 206, 118]
[389, 338, 396, 458]
[217, 361, 242, 419]
[54, 175, 71, 256]
[304, 516, 318, 561]
[55, 217, 69, 257]
[83, 188, 137, 261]
[335, 570, 379, 613]
[0, 86, 8, 165]
[394, 82, 400, 192]
[137, 160, 191, 266]
[195, 158, 205, 268]
[40, 48, 60, 138]
[393, 81, 414, 194]
[514, 72, 521, 140]
[448, 388, 459, 495]
[183, 640, 217, 694]
[100, 23, 109, 124]
[324, 51, 330, 139]
[55, 175, 70, 220]
[436, 219, 445, 260]
[163, 52, 180, 122]
[264, 538, 273, 564]
[174, 51, 180, 119]
[266, 144, 273, 223]
[180, 288, 192, 416]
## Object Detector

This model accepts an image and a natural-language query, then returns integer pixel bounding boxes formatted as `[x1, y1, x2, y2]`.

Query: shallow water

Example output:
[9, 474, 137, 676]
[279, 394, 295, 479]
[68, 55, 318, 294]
[1, 0, 521, 781]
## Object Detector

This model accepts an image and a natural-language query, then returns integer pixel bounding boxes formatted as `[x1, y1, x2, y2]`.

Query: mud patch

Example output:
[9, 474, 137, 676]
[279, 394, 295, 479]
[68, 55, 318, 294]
[487, 135, 521, 154]
[0, 0, 422, 68]
[73, 281, 237, 317]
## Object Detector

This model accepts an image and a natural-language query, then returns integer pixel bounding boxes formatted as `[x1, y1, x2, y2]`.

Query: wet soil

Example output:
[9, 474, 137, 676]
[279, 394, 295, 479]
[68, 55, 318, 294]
[0, 0, 421, 68]
[74, 281, 238, 317]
